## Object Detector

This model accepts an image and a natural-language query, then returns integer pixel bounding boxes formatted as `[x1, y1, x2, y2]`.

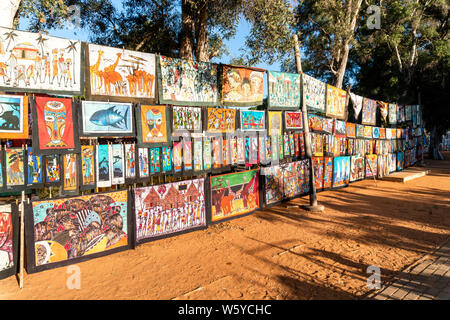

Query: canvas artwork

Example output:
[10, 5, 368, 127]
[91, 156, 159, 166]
[230, 136, 238, 165]
[258, 135, 266, 164]
[0, 204, 17, 279]
[244, 137, 251, 166]
[267, 71, 301, 110]
[377, 154, 389, 178]
[5, 147, 25, 190]
[26, 190, 129, 272]
[284, 111, 303, 130]
[212, 137, 222, 169]
[364, 126, 373, 139]
[210, 170, 259, 223]
[134, 179, 206, 243]
[289, 133, 295, 157]
[111, 144, 125, 184]
[283, 134, 290, 157]
[87, 43, 155, 100]
[283, 162, 301, 198]
[349, 92, 363, 120]
[221, 65, 264, 106]
[161, 146, 172, 172]
[326, 84, 347, 119]
[137, 147, 150, 178]
[332, 156, 351, 188]
[323, 157, 333, 189]
[321, 117, 334, 135]
[81, 101, 133, 137]
[389, 104, 397, 124]
[237, 136, 245, 165]
[312, 157, 324, 190]
[183, 139, 193, 172]
[96, 144, 111, 187]
[124, 143, 136, 180]
[173, 141, 183, 174]
[262, 165, 284, 205]
[378, 101, 388, 122]
[350, 155, 365, 182]
[302, 73, 326, 112]
[33, 96, 79, 154]
[362, 98, 377, 125]
[308, 114, 323, 132]
[311, 133, 324, 157]
[137, 105, 170, 146]
[62, 153, 78, 194]
[379, 128, 386, 139]
[172, 106, 202, 133]
[193, 138, 203, 172]
[405, 105, 412, 121]
[268, 111, 283, 136]
[356, 124, 365, 138]
[398, 105, 405, 122]
[271, 135, 279, 163]
[345, 122, 356, 139]
[27, 146, 43, 187]
[334, 119, 346, 137]
[158, 55, 218, 106]
[0, 94, 29, 139]
[389, 153, 397, 173]
[203, 138, 212, 171]
[207, 107, 236, 133]
[80, 145, 95, 188]
[240, 110, 265, 131]
[397, 152, 404, 171]
[222, 138, 230, 167]
[365, 154, 378, 177]
[149, 147, 161, 174]
[0, 27, 82, 94]
[45, 154, 60, 185]
[386, 128, 392, 140]
[397, 128, 402, 139]
[278, 134, 284, 160]
[372, 127, 380, 139]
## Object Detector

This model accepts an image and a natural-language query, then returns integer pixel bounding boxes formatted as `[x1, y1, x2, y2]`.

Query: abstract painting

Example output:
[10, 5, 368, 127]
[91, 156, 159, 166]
[267, 71, 301, 110]
[350, 155, 365, 182]
[137, 104, 170, 147]
[284, 111, 303, 130]
[207, 107, 236, 133]
[0, 94, 28, 139]
[0, 204, 18, 280]
[302, 73, 326, 112]
[172, 106, 202, 133]
[308, 114, 323, 132]
[240, 110, 265, 131]
[326, 84, 347, 119]
[332, 156, 350, 188]
[210, 169, 259, 223]
[80, 145, 96, 189]
[362, 98, 377, 125]
[96, 144, 111, 188]
[0, 27, 82, 95]
[87, 43, 156, 100]
[365, 154, 378, 178]
[81, 101, 134, 137]
[134, 179, 206, 243]
[62, 153, 78, 195]
[221, 65, 264, 106]
[158, 55, 218, 106]
[111, 144, 125, 184]
[26, 190, 130, 273]
[5, 147, 25, 191]
[27, 146, 43, 187]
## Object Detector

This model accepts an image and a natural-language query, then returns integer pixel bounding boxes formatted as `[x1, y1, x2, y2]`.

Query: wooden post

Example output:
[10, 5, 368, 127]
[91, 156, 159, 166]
[294, 34, 324, 212]
[19, 190, 25, 289]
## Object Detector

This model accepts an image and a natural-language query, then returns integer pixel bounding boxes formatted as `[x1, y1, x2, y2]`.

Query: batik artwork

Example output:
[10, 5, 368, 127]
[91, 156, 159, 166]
[0, 94, 29, 139]
[350, 155, 365, 182]
[267, 71, 301, 110]
[210, 169, 259, 223]
[88, 43, 156, 100]
[323, 157, 333, 189]
[96, 144, 111, 187]
[161, 146, 172, 172]
[239, 110, 265, 131]
[284, 111, 303, 130]
[268, 111, 283, 136]
[45, 154, 60, 185]
[5, 147, 25, 190]
[326, 84, 347, 119]
[312, 157, 324, 190]
[111, 144, 125, 184]
[221, 65, 264, 106]
[362, 98, 377, 125]
[302, 73, 326, 112]
[158, 55, 218, 106]
[137, 105, 170, 146]
[149, 147, 161, 174]
[345, 122, 356, 139]
[27, 146, 43, 187]
[80, 145, 95, 188]
[388, 104, 397, 124]
[372, 127, 380, 139]
[334, 119, 346, 137]
[207, 107, 236, 133]
[0, 27, 82, 94]
[172, 106, 202, 133]
[308, 114, 323, 132]
[26, 190, 129, 272]
[332, 156, 350, 188]
[62, 153, 78, 194]
[124, 143, 136, 180]
[134, 179, 206, 243]
[365, 154, 378, 178]
[262, 165, 284, 205]
[0, 204, 18, 280]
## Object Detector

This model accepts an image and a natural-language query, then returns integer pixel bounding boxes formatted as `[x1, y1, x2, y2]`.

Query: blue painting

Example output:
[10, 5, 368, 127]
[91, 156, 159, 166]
[0, 95, 24, 135]
[81, 101, 134, 136]
[27, 146, 43, 185]
[372, 127, 380, 139]
[332, 156, 351, 188]
[96, 144, 111, 187]
[240, 110, 265, 131]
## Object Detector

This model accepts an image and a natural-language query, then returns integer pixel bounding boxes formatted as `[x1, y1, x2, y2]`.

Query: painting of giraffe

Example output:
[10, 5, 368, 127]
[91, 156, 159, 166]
[88, 44, 156, 99]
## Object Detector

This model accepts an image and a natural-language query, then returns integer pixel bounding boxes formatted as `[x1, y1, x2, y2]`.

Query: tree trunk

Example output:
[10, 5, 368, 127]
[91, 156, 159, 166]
[195, 3, 209, 62]
[179, 0, 195, 60]
[0, 0, 22, 29]
[334, 41, 350, 89]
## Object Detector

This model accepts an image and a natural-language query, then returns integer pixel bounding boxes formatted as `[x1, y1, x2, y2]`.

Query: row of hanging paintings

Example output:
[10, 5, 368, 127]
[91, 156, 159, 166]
[0, 26, 422, 122]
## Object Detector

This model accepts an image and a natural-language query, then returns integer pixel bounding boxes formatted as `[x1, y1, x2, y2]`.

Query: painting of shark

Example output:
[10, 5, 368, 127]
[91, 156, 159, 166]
[81, 101, 133, 136]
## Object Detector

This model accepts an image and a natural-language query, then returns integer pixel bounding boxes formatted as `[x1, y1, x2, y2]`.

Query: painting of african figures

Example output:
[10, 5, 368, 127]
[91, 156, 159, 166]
[210, 169, 259, 223]
[26, 190, 129, 273]
[0, 27, 82, 95]
[88, 43, 156, 100]
[134, 178, 206, 243]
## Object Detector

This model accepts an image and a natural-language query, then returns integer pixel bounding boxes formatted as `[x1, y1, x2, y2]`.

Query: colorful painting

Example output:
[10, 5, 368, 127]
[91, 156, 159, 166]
[308, 114, 323, 132]
[210, 170, 259, 223]
[124, 143, 136, 180]
[378, 101, 388, 122]
[303, 73, 326, 112]
[0, 204, 17, 279]
[240, 110, 265, 131]
[212, 137, 222, 169]
[267, 71, 301, 109]
[207, 107, 236, 133]
[356, 124, 365, 138]
[183, 139, 193, 172]
[350, 156, 365, 182]
[134, 179, 205, 242]
[389, 153, 397, 173]
[326, 84, 347, 119]
[332, 156, 350, 188]
[80, 145, 95, 188]
[97, 144, 111, 187]
[377, 154, 389, 178]
[81, 101, 133, 137]
[334, 119, 346, 137]
[284, 111, 303, 130]
[137, 105, 170, 146]
[223, 138, 230, 166]
[26, 190, 129, 272]
[45, 154, 60, 185]
[398, 105, 405, 122]
[172, 106, 202, 133]
[372, 127, 380, 139]
[345, 122, 356, 138]
[221, 65, 264, 106]
[137, 147, 150, 178]
[0, 27, 82, 94]
[389, 104, 397, 124]
[262, 165, 284, 205]
[173, 141, 183, 174]
[405, 105, 412, 121]
[379, 128, 386, 139]
[0, 94, 29, 139]
[364, 126, 373, 139]
[27, 146, 43, 187]
[312, 157, 324, 190]
[323, 157, 333, 189]
[5, 147, 25, 190]
[34, 96, 78, 154]
[203, 138, 212, 171]
[161, 146, 172, 172]
[111, 144, 125, 184]
[284, 160, 310, 197]
[268, 111, 283, 136]
[88, 43, 155, 100]
[230, 136, 238, 165]
[311, 133, 324, 157]
[193, 138, 203, 172]
[149, 147, 161, 174]
[349, 92, 363, 120]
[365, 154, 378, 177]
[362, 98, 377, 125]
[62, 153, 78, 194]
[397, 152, 404, 171]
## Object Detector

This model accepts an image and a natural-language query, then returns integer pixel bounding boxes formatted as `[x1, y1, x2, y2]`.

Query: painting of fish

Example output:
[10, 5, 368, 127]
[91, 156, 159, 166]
[81, 101, 134, 137]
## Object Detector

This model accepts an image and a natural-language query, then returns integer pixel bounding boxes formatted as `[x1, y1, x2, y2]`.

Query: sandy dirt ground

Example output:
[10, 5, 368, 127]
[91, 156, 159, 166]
[1, 153, 449, 300]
